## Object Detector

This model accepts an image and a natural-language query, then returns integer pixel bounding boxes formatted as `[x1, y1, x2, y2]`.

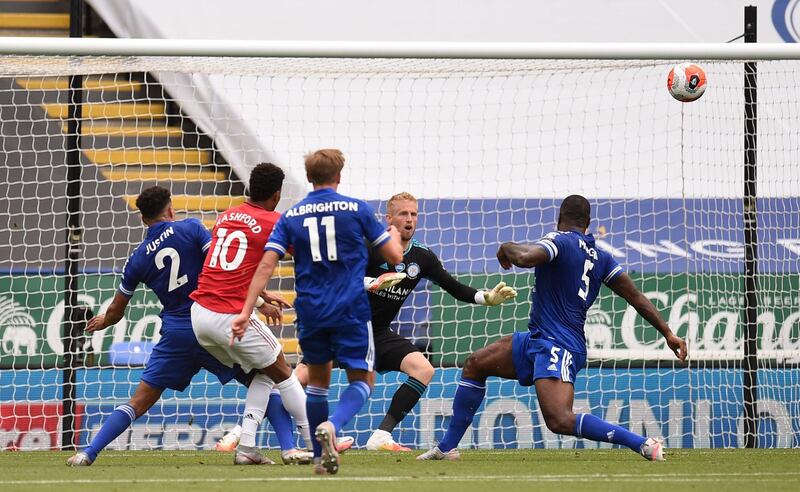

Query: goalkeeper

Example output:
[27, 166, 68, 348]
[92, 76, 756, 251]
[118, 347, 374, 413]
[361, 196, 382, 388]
[360, 192, 516, 451]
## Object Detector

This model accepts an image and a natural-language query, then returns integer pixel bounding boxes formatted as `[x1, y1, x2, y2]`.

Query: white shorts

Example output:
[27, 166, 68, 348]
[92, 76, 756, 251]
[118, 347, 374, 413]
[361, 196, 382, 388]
[190, 302, 281, 373]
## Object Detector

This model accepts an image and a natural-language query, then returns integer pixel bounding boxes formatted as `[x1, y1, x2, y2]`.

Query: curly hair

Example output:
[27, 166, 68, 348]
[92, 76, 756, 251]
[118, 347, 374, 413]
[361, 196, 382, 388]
[248, 163, 285, 202]
[135, 186, 171, 220]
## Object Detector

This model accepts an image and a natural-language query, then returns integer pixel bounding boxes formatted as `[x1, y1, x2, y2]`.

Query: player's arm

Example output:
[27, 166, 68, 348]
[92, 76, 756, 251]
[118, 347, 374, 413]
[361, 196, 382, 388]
[496, 242, 550, 269]
[606, 272, 687, 361]
[377, 225, 403, 264]
[86, 292, 130, 332]
[427, 253, 516, 306]
[231, 249, 281, 342]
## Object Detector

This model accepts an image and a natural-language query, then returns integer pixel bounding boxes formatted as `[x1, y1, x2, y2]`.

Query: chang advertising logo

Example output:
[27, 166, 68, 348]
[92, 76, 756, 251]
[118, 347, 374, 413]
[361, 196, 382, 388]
[0, 297, 37, 356]
[772, 0, 800, 42]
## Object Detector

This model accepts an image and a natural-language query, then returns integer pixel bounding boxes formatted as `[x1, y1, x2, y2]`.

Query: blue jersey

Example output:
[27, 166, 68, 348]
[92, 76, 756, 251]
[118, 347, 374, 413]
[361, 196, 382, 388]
[529, 231, 623, 354]
[265, 188, 390, 328]
[118, 218, 211, 320]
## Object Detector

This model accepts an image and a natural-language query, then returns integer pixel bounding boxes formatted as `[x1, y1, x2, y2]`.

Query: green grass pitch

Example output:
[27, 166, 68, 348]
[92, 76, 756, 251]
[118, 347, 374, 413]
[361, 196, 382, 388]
[1, 449, 798, 492]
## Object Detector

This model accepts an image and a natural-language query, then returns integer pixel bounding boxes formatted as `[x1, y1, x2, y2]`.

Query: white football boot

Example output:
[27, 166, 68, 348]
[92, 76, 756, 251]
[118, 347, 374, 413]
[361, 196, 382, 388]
[416, 446, 460, 461]
[366, 430, 412, 452]
[314, 421, 340, 475]
[640, 437, 666, 461]
[66, 451, 92, 466]
[233, 444, 275, 465]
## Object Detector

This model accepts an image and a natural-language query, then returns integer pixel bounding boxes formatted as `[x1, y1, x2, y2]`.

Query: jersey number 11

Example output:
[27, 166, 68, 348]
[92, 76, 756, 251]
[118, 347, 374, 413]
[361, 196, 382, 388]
[303, 216, 337, 262]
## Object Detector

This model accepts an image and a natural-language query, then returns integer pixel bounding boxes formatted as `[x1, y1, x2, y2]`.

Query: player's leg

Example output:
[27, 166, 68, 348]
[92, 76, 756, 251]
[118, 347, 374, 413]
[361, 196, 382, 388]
[532, 339, 663, 461]
[68, 380, 163, 466]
[305, 361, 334, 474]
[191, 303, 310, 461]
[418, 335, 517, 460]
[69, 326, 207, 466]
[368, 330, 432, 451]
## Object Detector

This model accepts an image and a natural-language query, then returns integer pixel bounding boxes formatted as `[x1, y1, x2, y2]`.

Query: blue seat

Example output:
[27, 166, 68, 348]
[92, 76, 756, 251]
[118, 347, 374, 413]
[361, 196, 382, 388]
[109, 341, 155, 366]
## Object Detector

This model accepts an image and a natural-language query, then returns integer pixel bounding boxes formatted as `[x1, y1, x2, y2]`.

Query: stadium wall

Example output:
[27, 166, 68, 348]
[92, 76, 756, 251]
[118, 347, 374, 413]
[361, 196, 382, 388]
[2, 368, 798, 450]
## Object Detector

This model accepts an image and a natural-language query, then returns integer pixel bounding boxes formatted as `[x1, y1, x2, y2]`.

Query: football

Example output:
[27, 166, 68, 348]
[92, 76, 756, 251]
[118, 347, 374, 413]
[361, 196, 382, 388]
[667, 63, 707, 102]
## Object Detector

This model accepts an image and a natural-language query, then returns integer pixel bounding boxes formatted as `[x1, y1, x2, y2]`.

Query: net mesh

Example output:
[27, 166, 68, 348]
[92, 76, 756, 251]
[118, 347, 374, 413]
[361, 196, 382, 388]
[0, 55, 798, 451]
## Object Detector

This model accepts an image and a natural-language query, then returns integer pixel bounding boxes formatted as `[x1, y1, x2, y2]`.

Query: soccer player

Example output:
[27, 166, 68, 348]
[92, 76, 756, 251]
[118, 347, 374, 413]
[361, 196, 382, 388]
[232, 149, 403, 475]
[191, 163, 313, 465]
[363, 192, 517, 451]
[66, 186, 265, 466]
[417, 195, 687, 461]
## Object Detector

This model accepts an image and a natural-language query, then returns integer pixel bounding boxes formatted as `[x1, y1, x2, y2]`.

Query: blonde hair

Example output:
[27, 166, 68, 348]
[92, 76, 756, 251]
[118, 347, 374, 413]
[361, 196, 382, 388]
[387, 192, 417, 214]
[304, 149, 345, 185]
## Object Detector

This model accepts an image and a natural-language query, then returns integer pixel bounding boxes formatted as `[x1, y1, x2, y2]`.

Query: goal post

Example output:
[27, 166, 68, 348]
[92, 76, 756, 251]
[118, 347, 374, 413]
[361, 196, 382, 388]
[0, 38, 799, 451]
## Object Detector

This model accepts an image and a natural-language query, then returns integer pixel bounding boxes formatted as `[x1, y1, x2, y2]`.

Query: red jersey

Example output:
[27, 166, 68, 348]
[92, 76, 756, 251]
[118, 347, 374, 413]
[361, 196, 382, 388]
[190, 202, 280, 313]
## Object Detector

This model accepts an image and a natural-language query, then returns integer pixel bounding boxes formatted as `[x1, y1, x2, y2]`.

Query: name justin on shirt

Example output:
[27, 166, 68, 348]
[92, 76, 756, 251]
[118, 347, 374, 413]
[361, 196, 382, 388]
[145, 226, 174, 255]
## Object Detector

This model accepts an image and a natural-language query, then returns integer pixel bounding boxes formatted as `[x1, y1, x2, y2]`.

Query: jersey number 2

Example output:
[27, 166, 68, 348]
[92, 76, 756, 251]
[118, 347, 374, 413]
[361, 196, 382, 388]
[303, 216, 337, 262]
[155, 247, 188, 292]
[578, 259, 594, 300]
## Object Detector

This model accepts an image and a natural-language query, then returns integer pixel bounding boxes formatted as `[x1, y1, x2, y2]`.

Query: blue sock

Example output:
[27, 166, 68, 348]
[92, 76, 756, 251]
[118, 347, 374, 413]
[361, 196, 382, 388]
[266, 391, 295, 451]
[84, 404, 136, 461]
[438, 378, 485, 452]
[306, 386, 329, 457]
[329, 380, 371, 432]
[574, 413, 647, 452]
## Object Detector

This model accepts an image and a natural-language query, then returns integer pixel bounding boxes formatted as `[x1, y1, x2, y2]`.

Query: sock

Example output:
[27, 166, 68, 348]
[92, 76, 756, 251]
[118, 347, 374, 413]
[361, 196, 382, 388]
[84, 404, 136, 461]
[329, 380, 371, 432]
[275, 374, 311, 449]
[438, 378, 485, 452]
[306, 386, 329, 457]
[379, 376, 427, 432]
[265, 390, 295, 451]
[574, 413, 647, 452]
[240, 373, 273, 448]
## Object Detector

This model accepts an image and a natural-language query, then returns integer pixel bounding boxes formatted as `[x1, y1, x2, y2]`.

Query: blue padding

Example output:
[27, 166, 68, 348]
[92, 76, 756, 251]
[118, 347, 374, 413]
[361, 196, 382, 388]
[109, 341, 154, 366]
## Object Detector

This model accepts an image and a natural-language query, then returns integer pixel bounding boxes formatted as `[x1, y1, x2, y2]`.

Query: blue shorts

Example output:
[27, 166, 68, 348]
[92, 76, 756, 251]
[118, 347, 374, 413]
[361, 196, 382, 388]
[511, 331, 586, 387]
[142, 316, 251, 392]
[298, 320, 374, 371]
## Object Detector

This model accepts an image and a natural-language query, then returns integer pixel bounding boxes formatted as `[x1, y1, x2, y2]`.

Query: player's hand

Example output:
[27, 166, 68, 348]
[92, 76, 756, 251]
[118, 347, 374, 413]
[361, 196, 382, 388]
[85, 314, 107, 333]
[260, 290, 292, 309]
[387, 224, 401, 243]
[482, 281, 518, 306]
[230, 313, 250, 346]
[666, 333, 688, 362]
[496, 244, 513, 270]
[365, 272, 407, 292]
[257, 302, 282, 325]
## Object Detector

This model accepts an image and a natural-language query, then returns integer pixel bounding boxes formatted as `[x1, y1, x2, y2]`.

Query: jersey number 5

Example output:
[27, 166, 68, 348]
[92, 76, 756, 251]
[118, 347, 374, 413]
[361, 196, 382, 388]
[303, 216, 337, 262]
[155, 247, 188, 292]
[578, 259, 594, 300]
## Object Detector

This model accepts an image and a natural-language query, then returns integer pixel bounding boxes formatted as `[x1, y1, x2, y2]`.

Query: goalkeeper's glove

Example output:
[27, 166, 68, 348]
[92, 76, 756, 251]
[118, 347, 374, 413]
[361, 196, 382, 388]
[364, 272, 407, 292]
[477, 281, 518, 306]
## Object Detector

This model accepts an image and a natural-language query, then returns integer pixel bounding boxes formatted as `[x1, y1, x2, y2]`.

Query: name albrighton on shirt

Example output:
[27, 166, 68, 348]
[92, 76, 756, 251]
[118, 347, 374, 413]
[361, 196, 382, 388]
[285, 201, 359, 217]
[145, 226, 174, 255]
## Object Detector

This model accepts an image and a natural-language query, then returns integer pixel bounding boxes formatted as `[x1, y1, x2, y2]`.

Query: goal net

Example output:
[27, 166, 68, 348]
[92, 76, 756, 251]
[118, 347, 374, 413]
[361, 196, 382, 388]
[1, 47, 798, 451]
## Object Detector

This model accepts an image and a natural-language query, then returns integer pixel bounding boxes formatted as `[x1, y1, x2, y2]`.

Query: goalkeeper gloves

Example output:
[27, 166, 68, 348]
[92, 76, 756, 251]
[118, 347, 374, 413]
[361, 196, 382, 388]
[364, 272, 407, 292]
[478, 281, 518, 306]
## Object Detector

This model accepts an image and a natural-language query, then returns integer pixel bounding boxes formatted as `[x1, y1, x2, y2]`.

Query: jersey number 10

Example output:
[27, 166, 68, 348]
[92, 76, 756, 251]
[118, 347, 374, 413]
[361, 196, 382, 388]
[303, 216, 337, 262]
[209, 228, 248, 271]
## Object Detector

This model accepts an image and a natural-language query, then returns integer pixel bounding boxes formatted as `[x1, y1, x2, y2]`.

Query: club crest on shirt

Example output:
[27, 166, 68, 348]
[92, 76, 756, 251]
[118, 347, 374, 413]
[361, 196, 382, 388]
[406, 262, 420, 279]
[395, 263, 405, 273]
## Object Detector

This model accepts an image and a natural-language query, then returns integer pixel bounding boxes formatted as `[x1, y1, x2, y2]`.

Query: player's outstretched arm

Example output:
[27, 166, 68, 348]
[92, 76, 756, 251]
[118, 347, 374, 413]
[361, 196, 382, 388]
[377, 225, 403, 265]
[607, 272, 687, 361]
[86, 292, 130, 332]
[231, 250, 280, 342]
[496, 242, 550, 269]
[426, 254, 517, 306]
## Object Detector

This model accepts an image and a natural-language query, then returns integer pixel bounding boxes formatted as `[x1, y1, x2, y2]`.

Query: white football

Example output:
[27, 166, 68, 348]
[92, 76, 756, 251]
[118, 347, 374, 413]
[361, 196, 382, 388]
[667, 63, 707, 102]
